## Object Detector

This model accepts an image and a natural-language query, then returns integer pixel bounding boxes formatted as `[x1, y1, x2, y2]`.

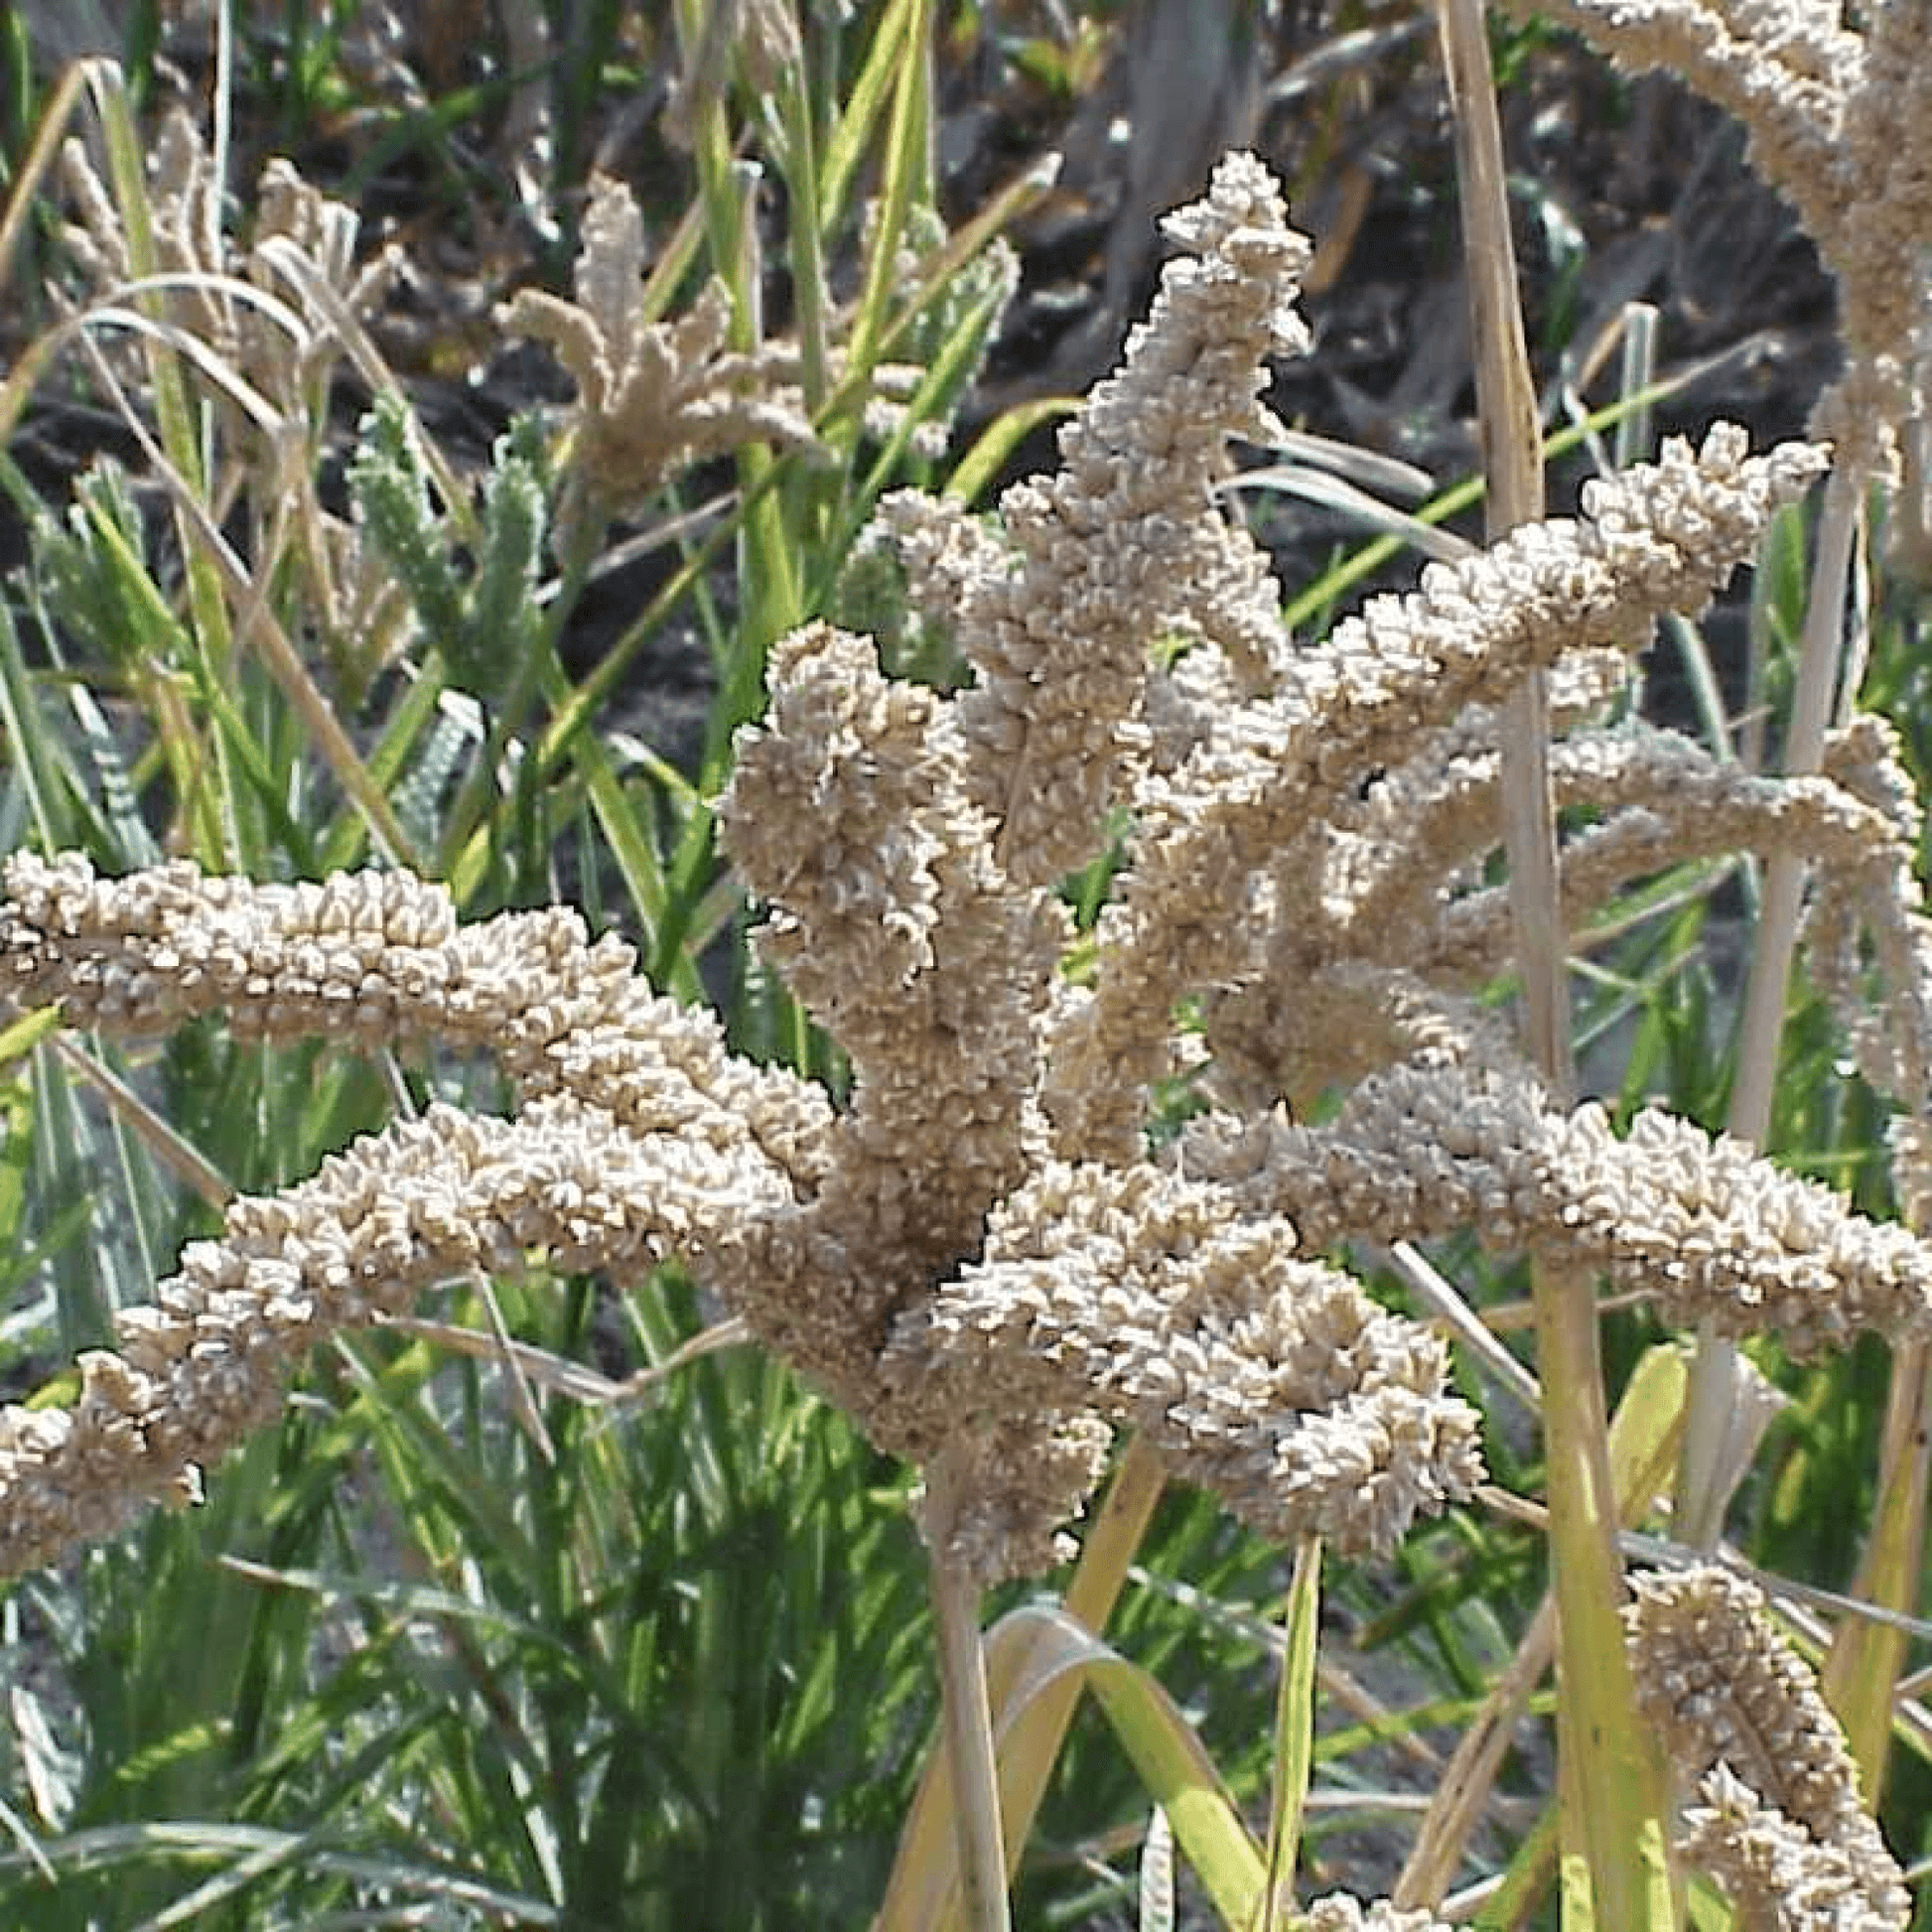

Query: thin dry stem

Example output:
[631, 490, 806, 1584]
[1680, 452, 1863, 1550]
[921, 1449, 1013, 1932]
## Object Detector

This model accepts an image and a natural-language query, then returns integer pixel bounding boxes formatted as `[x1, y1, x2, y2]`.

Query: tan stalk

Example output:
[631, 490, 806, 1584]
[1382, 1239, 1540, 1413]
[252, 238, 481, 546]
[878, 1437, 1167, 1929]
[922, 1449, 1012, 1932]
[384, 1313, 744, 1404]
[46, 1035, 230, 1210]
[1677, 461, 1861, 1550]
[0, 60, 88, 296]
[1434, 0, 1676, 1919]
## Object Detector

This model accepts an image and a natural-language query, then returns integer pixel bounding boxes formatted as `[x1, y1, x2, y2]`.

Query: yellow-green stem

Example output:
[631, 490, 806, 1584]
[1434, 0, 1677, 1917]
[923, 1451, 1012, 1932]
[89, 65, 240, 866]
[1398, 1344, 1689, 1910]
[1822, 1338, 1932, 1797]
[875, 1437, 1167, 1930]
[1261, 1537, 1321, 1924]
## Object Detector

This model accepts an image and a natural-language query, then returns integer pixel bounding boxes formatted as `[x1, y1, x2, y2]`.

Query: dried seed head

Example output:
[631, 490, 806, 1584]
[1303, 1896, 1455, 1932]
[1626, 1566, 1909, 1928]
[500, 177, 821, 501]
[1044, 427, 1827, 1160]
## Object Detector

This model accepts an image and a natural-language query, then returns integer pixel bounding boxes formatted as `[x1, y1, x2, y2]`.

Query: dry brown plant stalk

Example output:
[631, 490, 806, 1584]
[3, 150, 1923, 1913]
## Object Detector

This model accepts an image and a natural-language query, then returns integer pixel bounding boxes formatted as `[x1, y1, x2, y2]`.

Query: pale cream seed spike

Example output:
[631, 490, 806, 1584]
[1044, 429, 1828, 1161]
[1626, 1566, 1909, 1926]
[1303, 1895, 1456, 1931]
